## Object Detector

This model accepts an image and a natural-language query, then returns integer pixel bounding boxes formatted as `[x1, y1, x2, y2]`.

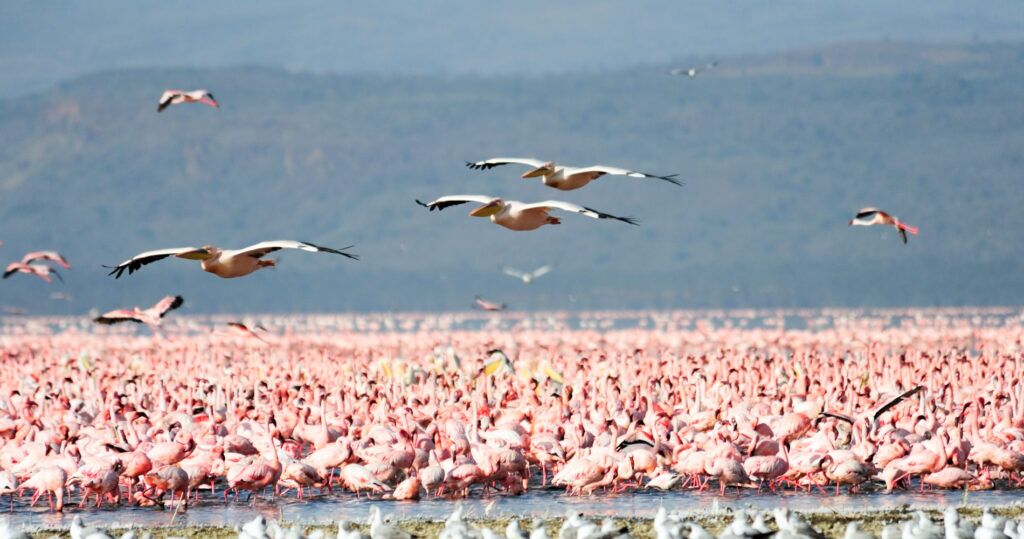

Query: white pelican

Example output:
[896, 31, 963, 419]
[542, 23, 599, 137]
[20, 251, 71, 269]
[93, 295, 184, 328]
[669, 61, 718, 77]
[474, 295, 505, 311]
[503, 265, 552, 284]
[465, 158, 679, 190]
[157, 89, 219, 112]
[107, 240, 358, 279]
[416, 195, 638, 230]
[849, 208, 919, 244]
[3, 263, 62, 283]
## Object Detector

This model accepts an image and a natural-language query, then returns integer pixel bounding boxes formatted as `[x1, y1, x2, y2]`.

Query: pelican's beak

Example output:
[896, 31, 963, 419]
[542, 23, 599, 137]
[522, 165, 552, 179]
[483, 358, 507, 376]
[469, 200, 503, 217]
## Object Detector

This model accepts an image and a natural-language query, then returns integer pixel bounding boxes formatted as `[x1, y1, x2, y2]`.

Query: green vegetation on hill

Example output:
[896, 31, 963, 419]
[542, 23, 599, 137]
[0, 42, 1022, 313]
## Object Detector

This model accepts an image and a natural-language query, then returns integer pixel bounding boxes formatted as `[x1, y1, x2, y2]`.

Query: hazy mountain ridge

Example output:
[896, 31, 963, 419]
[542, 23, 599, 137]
[0, 41, 1022, 313]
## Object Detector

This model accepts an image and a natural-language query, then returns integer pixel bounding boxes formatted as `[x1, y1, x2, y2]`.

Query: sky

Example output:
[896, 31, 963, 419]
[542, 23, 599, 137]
[1, 1, 1022, 97]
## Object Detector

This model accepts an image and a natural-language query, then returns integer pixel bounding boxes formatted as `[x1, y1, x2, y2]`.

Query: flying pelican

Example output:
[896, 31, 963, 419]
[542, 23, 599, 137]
[465, 158, 679, 190]
[93, 295, 184, 329]
[106, 240, 358, 279]
[3, 263, 62, 283]
[474, 296, 505, 311]
[669, 61, 718, 77]
[416, 195, 638, 230]
[20, 251, 70, 269]
[849, 208, 919, 244]
[503, 265, 553, 284]
[157, 89, 219, 112]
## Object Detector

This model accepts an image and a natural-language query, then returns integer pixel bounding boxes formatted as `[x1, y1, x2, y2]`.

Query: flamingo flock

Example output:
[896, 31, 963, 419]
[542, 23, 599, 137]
[0, 307, 1016, 517]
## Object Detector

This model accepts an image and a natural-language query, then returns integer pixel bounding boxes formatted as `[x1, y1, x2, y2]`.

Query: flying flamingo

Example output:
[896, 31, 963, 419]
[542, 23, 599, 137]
[227, 321, 270, 343]
[157, 89, 219, 112]
[849, 208, 919, 244]
[3, 262, 62, 283]
[93, 295, 184, 329]
[106, 240, 358, 279]
[19, 251, 70, 269]
[474, 296, 506, 312]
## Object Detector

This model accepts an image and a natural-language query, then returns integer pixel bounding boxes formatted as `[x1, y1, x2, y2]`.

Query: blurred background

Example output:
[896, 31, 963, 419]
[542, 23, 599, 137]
[0, 1, 1022, 313]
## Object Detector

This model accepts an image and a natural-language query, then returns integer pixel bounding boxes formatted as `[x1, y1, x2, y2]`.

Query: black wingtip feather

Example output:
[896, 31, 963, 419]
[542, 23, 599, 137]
[302, 242, 360, 261]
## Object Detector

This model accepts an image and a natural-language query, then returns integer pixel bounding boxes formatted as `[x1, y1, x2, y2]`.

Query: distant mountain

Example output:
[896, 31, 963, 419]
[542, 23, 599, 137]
[1, 41, 1022, 313]
[2, 1, 1022, 97]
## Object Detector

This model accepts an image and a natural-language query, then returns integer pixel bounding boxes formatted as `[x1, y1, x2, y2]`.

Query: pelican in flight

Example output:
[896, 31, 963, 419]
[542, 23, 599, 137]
[3, 263, 62, 283]
[93, 295, 184, 328]
[669, 61, 718, 77]
[474, 296, 506, 311]
[107, 240, 358, 279]
[20, 251, 71, 269]
[416, 195, 638, 231]
[157, 89, 219, 112]
[503, 265, 553, 284]
[465, 158, 679, 190]
[849, 208, 919, 244]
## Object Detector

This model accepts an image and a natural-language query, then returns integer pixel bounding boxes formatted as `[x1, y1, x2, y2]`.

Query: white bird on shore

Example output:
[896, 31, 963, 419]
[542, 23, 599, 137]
[466, 158, 679, 191]
[70, 516, 114, 539]
[158, 89, 219, 112]
[503, 265, 553, 284]
[369, 506, 410, 539]
[417, 196, 638, 231]
[338, 521, 370, 539]
[107, 240, 358, 279]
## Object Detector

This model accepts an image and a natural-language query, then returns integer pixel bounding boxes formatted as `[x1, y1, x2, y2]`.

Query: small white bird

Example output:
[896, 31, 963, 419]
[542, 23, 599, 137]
[158, 89, 219, 112]
[338, 521, 371, 539]
[467, 158, 679, 191]
[369, 506, 411, 539]
[507, 520, 528, 539]
[669, 61, 718, 77]
[503, 265, 553, 284]
[70, 516, 114, 539]
[418, 195, 638, 231]
[107, 240, 358, 279]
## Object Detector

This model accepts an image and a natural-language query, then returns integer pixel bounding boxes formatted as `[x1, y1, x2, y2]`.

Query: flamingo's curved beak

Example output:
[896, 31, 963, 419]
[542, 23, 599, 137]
[469, 200, 502, 217]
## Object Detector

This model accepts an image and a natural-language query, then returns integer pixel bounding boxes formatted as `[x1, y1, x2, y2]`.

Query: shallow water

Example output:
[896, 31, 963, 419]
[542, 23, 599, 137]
[1, 488, 1021, 531]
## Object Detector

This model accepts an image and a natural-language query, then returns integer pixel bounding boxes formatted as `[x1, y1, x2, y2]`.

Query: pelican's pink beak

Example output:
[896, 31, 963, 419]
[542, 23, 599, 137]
[522, 164, 553, 179]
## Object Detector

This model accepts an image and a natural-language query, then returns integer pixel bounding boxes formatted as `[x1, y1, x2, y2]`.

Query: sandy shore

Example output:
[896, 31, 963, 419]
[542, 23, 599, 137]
[17, 504, 1024, 539]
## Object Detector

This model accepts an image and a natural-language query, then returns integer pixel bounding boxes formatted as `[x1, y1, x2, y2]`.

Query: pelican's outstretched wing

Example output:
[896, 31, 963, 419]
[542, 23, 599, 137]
[465, 158, 548, 171]
[106, 247, 210, 278]
[234, 240, 359, 261]
[416, 195, 498, 212]
[520, 200, 640, 226]
[572, 165, 681, 186]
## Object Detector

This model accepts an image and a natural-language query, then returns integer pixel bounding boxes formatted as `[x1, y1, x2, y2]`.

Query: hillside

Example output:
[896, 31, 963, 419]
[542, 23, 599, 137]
[0, 41, 1022, 313]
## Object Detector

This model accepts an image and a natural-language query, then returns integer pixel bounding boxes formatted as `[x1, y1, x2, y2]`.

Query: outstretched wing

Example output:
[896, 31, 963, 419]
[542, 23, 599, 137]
[106, 247, 209, 279]
[520, 200, 640, 226]
[573, 165, 681, 186]
[21, 251, 71, 269]
[152, 295, 184, 318]
[157, 90, 181, 112]
[870, 385, 925, 424]
[465, 158, 547, 171]
[233, 240, 359, 261]
[93, 310, 143, 325]
[530, 265, 553, 279]
[502, 267, 525, 279]
[416, 195, 498, 212]
[854, 208, 881, 219]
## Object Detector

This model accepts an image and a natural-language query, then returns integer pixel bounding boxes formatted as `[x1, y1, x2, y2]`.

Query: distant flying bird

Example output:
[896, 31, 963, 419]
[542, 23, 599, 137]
[106, 240, 358, 279]
[416, 195, 638, 231]
[20, 251, 71, 269]
[227, 321, 269, 343]
[669, 61, 718, 77]
[503, 265, 553, 284]
[465, 158, 680, 191]
[474, 296, 506, 311]
[157, 89, 219, 112]
[49, 292, 74, 302]
[3, 263, 62, 284]
[93, 295, 184, 328]
[849, 208, 919, 244]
